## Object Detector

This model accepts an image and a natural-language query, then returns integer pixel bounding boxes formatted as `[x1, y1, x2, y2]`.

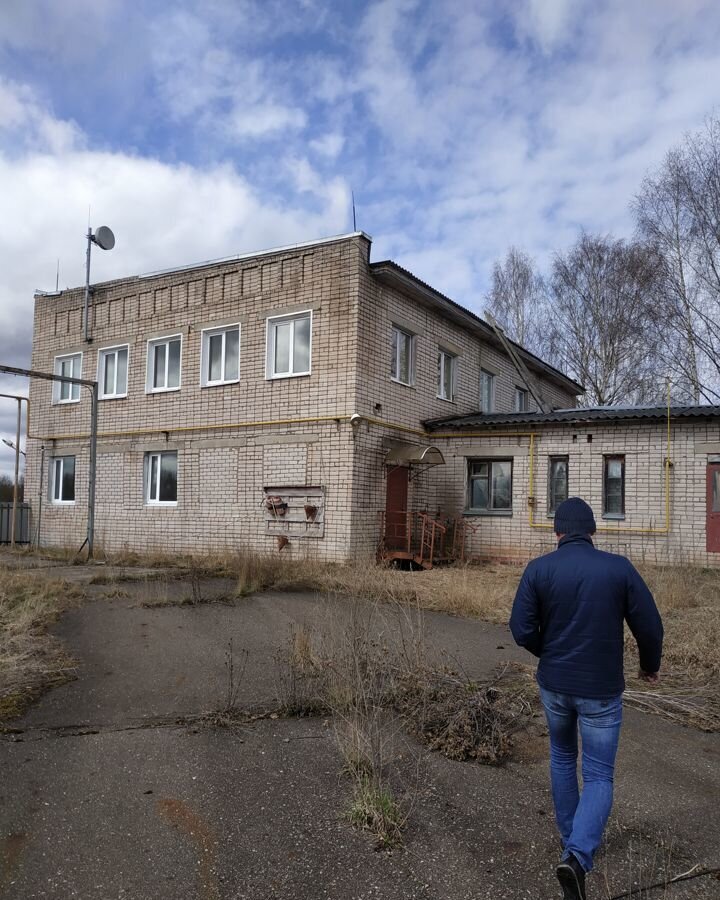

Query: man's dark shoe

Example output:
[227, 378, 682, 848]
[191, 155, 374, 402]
[556, 853, 586, 900]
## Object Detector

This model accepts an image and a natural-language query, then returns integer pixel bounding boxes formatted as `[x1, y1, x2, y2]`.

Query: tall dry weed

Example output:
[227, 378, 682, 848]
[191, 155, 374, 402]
[0, 571, 83, 720]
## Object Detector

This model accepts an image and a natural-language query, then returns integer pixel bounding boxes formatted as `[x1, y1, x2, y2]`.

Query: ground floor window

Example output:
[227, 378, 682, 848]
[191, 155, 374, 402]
[51, 456, 75, 504]
[145, 451, 178, 505]
[603, 455, 625, 517]
[548, 456, 569, 515]
[467, 459, 512, 513]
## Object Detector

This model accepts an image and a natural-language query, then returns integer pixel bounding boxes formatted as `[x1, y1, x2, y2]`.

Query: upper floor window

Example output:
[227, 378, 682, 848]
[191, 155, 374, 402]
[467, 459, 513, 514]
[437, 349, 457, 401]
[479, 369, 495, 413]
[515, 387, 528, 412]
[603, 455, 625, 518]
[548, 456, 569, 515]
[51, 456, 75, 504]
[53, 353, 82, 403]
[99, 345, 128, 399]
[201, 324, 240, 386]
[391, 326, 414, 385]
[145, 451, 178, 505]
[267, 311, 311, 379]
[147, 335, 181, 393]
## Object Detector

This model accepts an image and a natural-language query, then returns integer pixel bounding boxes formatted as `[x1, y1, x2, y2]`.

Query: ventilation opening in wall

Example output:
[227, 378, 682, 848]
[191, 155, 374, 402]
[262, 486, 325, 538]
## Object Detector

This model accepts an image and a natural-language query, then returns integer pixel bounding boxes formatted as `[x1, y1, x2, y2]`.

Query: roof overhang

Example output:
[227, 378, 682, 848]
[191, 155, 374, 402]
[384, 440, 445, 466]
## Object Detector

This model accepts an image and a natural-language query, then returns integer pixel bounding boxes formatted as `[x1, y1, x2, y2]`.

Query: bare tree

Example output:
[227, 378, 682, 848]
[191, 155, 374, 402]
[547, 233, 663, 406]
[634, 115, 720, 402]
[486, 247, 549, 355]
[635, 151, 704, 402]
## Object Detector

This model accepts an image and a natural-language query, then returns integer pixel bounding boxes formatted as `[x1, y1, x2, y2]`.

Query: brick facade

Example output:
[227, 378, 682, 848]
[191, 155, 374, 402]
[26, 232, 716, 566]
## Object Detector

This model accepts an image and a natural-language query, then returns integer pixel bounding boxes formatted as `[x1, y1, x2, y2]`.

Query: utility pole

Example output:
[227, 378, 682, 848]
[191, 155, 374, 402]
[0, 394, 28, 547]
[0, 366, 98, 558]
[12, 398, 21, 546]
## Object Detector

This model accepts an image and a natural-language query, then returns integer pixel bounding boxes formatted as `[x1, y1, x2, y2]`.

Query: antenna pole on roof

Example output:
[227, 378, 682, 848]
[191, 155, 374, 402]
[83, 225, 116, 342]
[352, 190, 357, 231]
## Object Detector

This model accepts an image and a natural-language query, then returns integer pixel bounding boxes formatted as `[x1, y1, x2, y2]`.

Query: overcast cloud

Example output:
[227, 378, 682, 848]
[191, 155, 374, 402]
[1, 0, 720, 474]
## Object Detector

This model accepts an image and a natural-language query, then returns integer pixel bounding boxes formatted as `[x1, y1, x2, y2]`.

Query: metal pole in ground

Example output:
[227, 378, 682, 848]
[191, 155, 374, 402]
[10, 398, 21, 547]
[87, 382, 98, 559]
[36, 444, 45, 548]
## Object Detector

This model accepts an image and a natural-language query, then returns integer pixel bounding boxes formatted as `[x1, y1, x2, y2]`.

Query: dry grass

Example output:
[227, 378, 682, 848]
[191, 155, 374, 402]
[0, 569, 83, 722]
[9, 545, 719, 731]
[272, 601, 539, 845]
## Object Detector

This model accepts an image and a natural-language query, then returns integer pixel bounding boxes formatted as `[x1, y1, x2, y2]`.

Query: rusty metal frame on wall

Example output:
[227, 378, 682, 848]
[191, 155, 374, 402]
[262, 485, 326, 538]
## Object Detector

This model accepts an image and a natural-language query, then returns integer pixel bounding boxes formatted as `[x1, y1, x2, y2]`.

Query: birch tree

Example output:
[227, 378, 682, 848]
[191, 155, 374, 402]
[486, 247, 549, 355]
[547, 233, 662, 406]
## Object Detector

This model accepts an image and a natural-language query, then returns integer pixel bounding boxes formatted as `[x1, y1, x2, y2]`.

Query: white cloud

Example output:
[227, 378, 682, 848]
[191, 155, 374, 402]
[150, 10, 309, 143]
[309, 133, 345, 159]
[516, 0, 578, 52]
[0, 80, 349, 397]
[0, 78, 84, 154]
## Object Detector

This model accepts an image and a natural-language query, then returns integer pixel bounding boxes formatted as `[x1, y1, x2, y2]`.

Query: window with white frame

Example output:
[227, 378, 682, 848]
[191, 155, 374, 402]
[437, 348, 457, 401]
[391, 326, 414, 385]
[266, 311, 311, 378]
[467, 459, 512, 513]
[98, 345, 129, 399]
[201, 324, 240, 386]
[147, 335, 181, 392]
[144, 451, 178, 505]
[479, 369, 495, 412]
[51, 456, 75, 503]
[53, 353, 82, 403]
[515, 387, 528, 412]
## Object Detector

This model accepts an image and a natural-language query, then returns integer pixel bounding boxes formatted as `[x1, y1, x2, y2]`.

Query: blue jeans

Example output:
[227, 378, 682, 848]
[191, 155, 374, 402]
[539, 687, 623, 873]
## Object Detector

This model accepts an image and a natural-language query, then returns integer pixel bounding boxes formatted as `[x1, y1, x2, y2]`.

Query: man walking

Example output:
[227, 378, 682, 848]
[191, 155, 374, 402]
[510, 497, 663, 900]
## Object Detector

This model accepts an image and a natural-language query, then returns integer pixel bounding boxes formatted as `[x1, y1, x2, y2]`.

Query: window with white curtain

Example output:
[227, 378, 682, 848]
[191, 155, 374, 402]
[266, 311, 312, 378]
[53, 353, 82, 403]
[201, 325, 240, 386]
[147, 335, 182, 392]
[98, 345, 129, 399]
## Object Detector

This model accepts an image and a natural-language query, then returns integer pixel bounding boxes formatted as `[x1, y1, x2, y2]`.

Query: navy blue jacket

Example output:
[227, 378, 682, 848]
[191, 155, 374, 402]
[510, 535, 663, 698]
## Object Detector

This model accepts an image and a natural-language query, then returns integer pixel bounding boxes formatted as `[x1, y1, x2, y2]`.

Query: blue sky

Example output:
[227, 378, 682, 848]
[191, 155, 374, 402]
[2, 0, 720, 473]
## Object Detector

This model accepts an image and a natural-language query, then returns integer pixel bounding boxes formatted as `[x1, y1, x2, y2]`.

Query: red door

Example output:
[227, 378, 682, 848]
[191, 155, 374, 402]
[385, 466, 409, 551]
[706, 464, 720, 552]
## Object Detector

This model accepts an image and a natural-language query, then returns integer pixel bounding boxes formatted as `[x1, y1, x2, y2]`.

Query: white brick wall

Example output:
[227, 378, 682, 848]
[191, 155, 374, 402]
[29, 232, 712, 568]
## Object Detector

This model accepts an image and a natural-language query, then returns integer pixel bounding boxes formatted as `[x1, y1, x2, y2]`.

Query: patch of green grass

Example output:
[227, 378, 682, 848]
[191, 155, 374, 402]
[348, 775, 404, 848]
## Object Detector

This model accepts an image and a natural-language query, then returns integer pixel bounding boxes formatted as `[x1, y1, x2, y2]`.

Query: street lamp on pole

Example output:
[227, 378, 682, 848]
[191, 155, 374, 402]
[2, 438, 25, 457]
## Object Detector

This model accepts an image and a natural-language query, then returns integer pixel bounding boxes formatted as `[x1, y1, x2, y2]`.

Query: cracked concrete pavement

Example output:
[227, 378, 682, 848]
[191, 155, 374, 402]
[1, 570, 719, 899]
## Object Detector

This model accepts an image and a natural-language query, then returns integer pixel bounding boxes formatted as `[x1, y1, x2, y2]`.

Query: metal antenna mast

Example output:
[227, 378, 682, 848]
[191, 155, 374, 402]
[83, 225, 116, 342]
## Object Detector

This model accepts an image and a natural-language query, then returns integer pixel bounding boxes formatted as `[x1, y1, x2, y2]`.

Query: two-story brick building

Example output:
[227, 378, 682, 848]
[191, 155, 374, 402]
[24, 231, 720, 565]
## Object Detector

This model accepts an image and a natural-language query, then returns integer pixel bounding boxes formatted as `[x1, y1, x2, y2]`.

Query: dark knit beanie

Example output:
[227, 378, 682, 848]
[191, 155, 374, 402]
[553, 497, 596, 536]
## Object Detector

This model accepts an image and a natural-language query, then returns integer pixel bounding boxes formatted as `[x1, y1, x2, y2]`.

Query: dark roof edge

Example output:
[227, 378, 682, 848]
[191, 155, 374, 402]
[424, 405, 720, 431]
[370, 260, 584, 395]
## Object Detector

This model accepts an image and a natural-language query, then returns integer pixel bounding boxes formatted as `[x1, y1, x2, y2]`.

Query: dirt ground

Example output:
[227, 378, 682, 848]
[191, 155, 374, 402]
[1, 560, 719, 900]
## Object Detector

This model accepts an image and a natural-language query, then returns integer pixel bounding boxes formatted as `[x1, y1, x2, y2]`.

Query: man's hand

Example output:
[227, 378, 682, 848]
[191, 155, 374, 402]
[638, 670, 659, 684]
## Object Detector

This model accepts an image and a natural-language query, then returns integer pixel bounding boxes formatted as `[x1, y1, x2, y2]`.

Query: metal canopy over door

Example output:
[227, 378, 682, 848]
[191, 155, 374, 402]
[385, 466, 409, 550]
[706, 463, 720, 552]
